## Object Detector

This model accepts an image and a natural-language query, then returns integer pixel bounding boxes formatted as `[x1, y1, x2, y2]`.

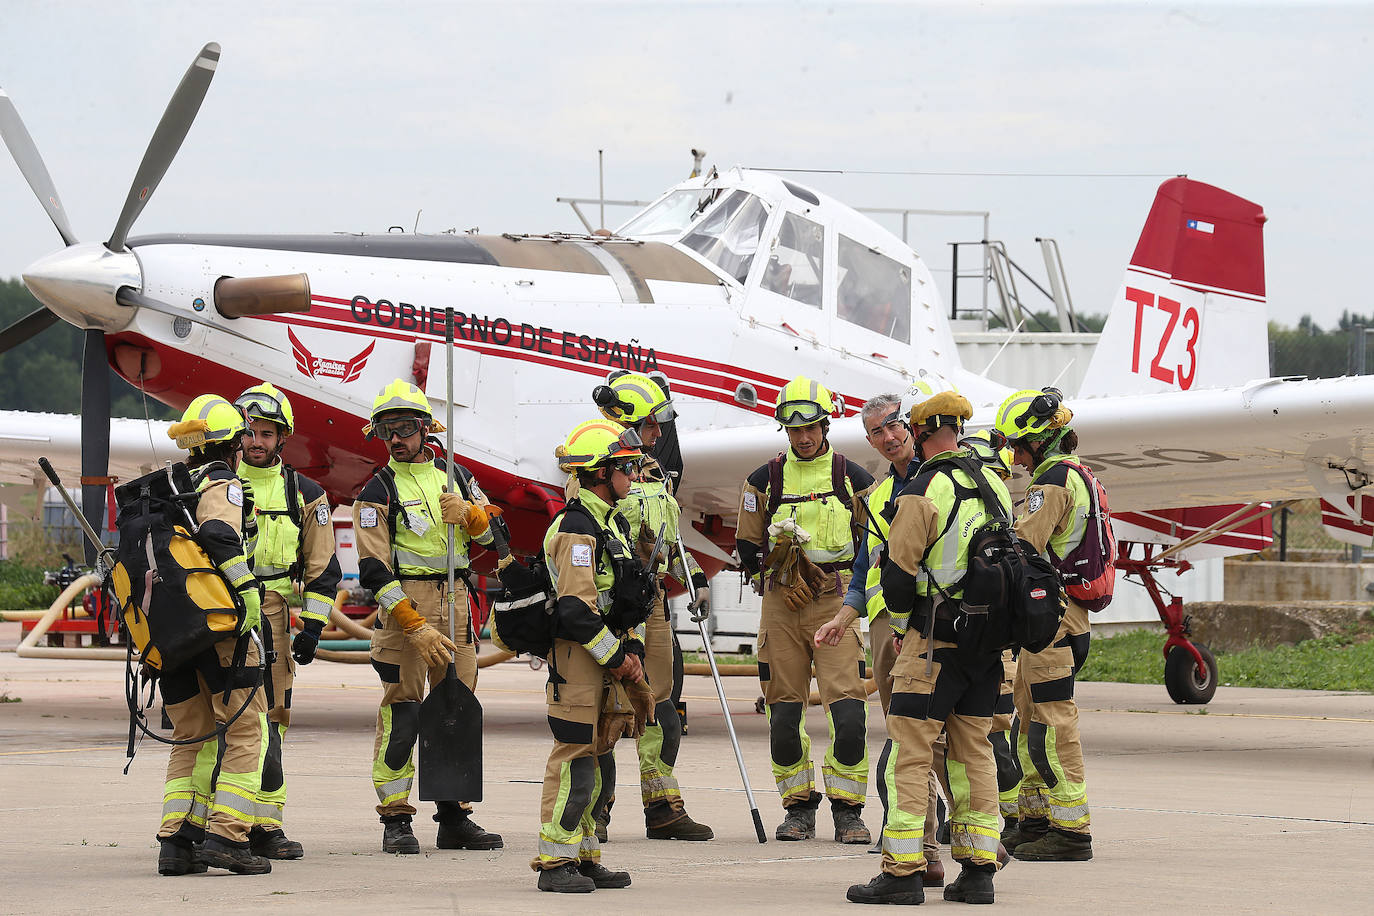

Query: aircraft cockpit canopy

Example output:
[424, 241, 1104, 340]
[621, 171, 918, 347]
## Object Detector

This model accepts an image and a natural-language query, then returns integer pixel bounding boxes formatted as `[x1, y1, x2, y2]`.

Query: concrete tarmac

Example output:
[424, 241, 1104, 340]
[2, 643, 1372, 914]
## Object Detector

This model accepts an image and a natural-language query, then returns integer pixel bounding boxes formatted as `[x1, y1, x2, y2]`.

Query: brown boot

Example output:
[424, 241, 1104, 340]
[645, 803, 714, 841]
[832, 801, 871, 845]
[923, 856, 945, 887]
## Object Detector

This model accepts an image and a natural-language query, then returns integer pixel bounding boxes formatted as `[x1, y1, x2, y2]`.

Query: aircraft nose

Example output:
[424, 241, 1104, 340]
[22, 242, 141, 333]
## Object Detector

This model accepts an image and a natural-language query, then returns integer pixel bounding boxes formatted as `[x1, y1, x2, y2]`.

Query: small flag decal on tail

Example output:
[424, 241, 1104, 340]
[1186, 218, 1215, 234]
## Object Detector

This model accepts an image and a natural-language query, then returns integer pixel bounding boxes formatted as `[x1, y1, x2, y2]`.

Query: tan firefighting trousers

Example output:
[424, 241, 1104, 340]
[158, 636, 268, 845]
[881, 637, 1001, 877]
[533, 637, 632, 870]
[254, 590, 294, 829]
[1013, 601, 1090, 835]
[758, 582, 868, 807]
[370, 579, 479, 817]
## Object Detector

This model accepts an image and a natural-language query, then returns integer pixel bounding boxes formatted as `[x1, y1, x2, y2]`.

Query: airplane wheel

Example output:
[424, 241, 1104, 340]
[1164, 643, 1218, 704]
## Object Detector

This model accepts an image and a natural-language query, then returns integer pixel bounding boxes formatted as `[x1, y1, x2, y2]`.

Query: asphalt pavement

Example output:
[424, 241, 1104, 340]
[2, 641, 1371, 914]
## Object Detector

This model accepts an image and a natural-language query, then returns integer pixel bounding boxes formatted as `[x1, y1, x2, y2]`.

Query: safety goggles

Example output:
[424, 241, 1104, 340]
[562, 426, 645, 468]
[372, 416, 426, 440]
[645, 400, 677, 425]
[611, 457, 644, 476]
[775, 399, 828, 426]
[868, 408, 908, 438]
[235, 391, 288, 426]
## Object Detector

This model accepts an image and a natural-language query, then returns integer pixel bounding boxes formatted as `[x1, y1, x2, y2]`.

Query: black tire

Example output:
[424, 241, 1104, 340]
[1164, 643, 1218, 704]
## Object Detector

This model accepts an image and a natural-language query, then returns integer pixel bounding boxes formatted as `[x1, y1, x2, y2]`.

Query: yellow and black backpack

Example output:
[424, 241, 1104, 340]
[109, 463, 244, 673]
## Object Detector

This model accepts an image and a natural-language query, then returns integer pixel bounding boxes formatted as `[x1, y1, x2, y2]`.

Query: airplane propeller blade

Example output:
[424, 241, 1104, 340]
[0, 88, 79, 247]
[115, 286, 285, 352]
[0, 306, 61, 354]
[79, 328, 111, 567]
[106, 42, 220, 253]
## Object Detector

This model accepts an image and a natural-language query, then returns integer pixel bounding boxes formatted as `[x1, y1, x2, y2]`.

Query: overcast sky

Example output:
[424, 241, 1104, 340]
[2, 1, 1370, 329]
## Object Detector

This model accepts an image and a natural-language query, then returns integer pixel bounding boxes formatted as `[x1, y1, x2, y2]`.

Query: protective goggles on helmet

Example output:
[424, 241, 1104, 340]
[235, 390, 289, 426]
[370, 416, 427, 441]
[563, 426, 645, 468]
[774, 399, 829, 426]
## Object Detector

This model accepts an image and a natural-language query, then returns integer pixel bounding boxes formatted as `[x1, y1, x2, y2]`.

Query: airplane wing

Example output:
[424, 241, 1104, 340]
[0, 410, 178, 487]
[675, 374, 1374, 552]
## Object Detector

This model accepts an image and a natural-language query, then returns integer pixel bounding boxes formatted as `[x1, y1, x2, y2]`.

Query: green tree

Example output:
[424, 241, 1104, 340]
[0, 278, 175, 419]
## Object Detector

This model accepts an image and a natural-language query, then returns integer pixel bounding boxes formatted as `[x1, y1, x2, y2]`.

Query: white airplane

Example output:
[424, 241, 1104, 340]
[5, 44, 1374, 702]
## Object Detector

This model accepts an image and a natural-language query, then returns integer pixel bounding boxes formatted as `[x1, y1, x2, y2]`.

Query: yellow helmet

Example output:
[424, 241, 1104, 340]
[593, 371, 675, 427]
[363, 379, 445, 439]
[168, 394, 247, 452]
[774, 375, 836, 427]
[555, 419, 644, 472]
[960, 429, 1014, 480]
[994, 387, 1071, 445]
[235, 382, 294, 436]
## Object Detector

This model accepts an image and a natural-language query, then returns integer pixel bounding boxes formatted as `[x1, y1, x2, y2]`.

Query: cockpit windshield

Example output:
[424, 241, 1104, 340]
[680, 190, 771, 284]
[618, 189, 709, 240]
[837, 235, 911, 343]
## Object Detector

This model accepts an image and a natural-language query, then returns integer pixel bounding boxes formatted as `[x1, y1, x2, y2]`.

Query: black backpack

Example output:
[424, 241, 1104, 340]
[923, 455, 1066, 656]
[109, 462, 245, 674]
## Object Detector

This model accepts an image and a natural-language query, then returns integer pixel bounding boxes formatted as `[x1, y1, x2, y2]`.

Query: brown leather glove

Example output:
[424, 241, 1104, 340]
[626, 677, 656, 737]
[405, 624, 457, 668]
[783, 578, 815, 613]
[797, 551, 829, 592]
[763, 534, 795, 572]
[439, 492, 470, 525]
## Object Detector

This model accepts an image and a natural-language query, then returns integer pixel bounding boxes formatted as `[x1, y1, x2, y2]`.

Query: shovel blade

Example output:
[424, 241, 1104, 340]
[417, 666, 484, 802]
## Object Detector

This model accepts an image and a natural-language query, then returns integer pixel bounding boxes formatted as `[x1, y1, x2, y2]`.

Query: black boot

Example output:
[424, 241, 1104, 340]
[577, 860, 632, 888]
[249, 825, 304, 859]
[832, 800, 871, 845]
[776, 792, 822, 841]
[846, 872, 924, 905]
[645, 801, 714, 841]
[157, 837, 206, 876]
[199, 834, 272, 875]
[943, 862, 996, 904]
[1001, 816, 1047, 851]
[537, 861, 596, 893]
[381, 814, 420, 854]
[1012, 827, 1093, 862]
[434, 802, 503, 849]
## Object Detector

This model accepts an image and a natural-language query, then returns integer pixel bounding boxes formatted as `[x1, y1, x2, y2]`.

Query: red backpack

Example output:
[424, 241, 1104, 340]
[1052, 460, 1117, 612]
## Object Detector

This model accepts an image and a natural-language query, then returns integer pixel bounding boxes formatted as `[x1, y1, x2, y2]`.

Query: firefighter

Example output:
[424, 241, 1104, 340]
[817, 388, 945, 882]
[994, 388, 1095, 862]
[847, 389, 1010, 905]
[736, 376, 876, 844]
[352, 379, 504, 854]
[532, 419, 657, 893]
[590, 371, 714, 842]
[960, 429, 1025, 834]
[232, 382, 342, 859]
[157, 394, 271, 876]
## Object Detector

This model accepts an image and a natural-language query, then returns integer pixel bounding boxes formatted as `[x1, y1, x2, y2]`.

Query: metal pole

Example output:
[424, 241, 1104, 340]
[445, 308, 460, 647]
[598, 150, 605, 232]
[949, 243, 959, 320]
[1355, 325, 1366, 563]
[677, 539, 766, 843]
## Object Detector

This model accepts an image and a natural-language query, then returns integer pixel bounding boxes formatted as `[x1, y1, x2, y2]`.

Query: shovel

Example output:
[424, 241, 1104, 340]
[418, 307, 484, 802]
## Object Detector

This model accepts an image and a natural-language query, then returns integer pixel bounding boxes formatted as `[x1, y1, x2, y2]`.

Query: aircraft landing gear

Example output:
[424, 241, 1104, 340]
[1118, 544, 1220, 705]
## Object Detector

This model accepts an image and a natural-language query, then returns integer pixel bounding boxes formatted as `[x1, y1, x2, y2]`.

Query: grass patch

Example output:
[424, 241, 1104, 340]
[1080, 627, 1374, 692]
[682, 652, 757, 666]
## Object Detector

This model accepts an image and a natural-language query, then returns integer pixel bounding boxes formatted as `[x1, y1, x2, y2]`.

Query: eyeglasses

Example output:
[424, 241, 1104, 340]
[612, 458, 643, 476]
[775, 399, 828, 426]
[373, 417, 425, 440]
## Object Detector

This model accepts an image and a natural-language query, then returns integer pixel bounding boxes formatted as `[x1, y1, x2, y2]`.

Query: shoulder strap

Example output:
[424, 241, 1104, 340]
[564, 498, 610, 556]
[766, 453, 786, 519]
[283, 465, 303, 529]
[1058, 459, 1105, 516]
[376, 466, 402, 539]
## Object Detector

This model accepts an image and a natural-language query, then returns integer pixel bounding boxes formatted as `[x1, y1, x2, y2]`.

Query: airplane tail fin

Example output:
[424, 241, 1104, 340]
[1080, 178, 1268, 396]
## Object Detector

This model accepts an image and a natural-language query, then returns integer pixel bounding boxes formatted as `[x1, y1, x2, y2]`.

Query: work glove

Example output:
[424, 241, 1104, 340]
[767, 518, 811, 544]
[688, 586, 711, 622]
[406, 624, 457, 668]
[797, 552, 829, 593]
[292, 618, 324, 665]
[439, 492, 491, 536]
[783, 579, 815, 613]
[237, 584, 262, 635]
[626, 677, 657, 737]
[763, 534, 795, 571]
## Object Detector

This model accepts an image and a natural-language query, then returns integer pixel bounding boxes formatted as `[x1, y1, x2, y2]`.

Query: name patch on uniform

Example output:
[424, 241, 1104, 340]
[570, 544, 593, 567]
[316, 504, 330, 527]
[743, 492, 757, 512]
[1027, 490, 1044, 513]
[359, 506, 378, 528]
[226, 484, 243, 507]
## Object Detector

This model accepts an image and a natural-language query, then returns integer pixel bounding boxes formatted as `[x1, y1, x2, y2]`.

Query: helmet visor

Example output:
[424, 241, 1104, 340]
[649, 399, 677, 424]
[236, 391, 288, 426]
[775, 399, 828, 426]
[371, 416, 425, 441]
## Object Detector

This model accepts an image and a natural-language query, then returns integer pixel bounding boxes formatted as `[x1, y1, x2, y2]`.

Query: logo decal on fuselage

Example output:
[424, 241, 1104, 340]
[289, 327, 375, 382]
